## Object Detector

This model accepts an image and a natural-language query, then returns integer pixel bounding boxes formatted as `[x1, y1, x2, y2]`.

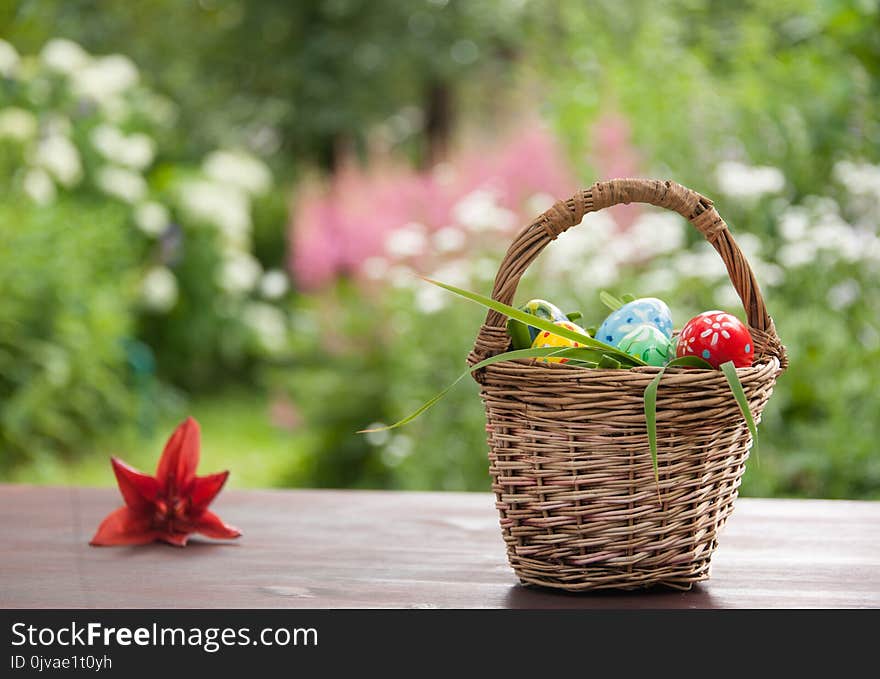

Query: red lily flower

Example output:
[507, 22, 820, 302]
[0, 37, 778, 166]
[90, 417, 241, 547]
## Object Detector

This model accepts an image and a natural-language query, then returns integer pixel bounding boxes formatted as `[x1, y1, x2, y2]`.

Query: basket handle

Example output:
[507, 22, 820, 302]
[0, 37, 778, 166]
[467, 178, 787, 375]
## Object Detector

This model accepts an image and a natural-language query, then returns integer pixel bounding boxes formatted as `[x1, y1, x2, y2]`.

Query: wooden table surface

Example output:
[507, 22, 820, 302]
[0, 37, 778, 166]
[1, 484, 878, 608]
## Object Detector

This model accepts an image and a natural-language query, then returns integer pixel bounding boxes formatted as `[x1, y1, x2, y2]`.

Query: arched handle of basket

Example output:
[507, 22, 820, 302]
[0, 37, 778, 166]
[468, 178, 787, 377]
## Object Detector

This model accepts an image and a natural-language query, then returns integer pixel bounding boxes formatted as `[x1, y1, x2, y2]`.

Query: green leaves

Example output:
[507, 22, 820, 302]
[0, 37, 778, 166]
[644, 368, 662, 501]
[721, 361, 759, 458]
[599, 290, 636, 311]
[599, 290, 625, 311]
[359, 345, 598, 433]
[597, 355, 621, 369]
[365, 279, 762, 496]
[644, 355, 716, 492]
[644, 356, 758, 501]
[423, 278, 647, 367]
[506, 317, 533, 350]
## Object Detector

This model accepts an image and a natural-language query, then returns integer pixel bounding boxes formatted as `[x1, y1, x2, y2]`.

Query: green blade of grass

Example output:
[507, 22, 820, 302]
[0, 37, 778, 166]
[359, 346, 605, 433]
[644, 366, 665, 503]
[423, 277, 647, 366]
[506, 317, 533, 350]
[599, 290, 625, 311]
[597, 355, 621, 369]
[720, 360, 759, 459]
[642, 356, 715, 503]
[665, 355, 715, 370]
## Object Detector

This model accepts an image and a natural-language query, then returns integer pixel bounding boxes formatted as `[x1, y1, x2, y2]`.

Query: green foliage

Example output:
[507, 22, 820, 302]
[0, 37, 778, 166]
[2, 1, 879, 502]
[536, 0, 880, 194]
[0, 197, 139, 470]
[1, 0, 529, 167]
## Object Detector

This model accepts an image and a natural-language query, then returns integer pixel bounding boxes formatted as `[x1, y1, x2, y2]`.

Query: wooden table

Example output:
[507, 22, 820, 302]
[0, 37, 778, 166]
[1, 485, 877, 608]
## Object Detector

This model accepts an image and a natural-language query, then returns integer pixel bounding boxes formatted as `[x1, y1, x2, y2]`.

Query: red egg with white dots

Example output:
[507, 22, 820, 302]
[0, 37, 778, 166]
[676, 310, 754, 368]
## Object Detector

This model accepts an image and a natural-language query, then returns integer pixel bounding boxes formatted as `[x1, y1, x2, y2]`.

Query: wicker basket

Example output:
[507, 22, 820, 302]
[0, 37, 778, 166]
[467, 178, 787, 592]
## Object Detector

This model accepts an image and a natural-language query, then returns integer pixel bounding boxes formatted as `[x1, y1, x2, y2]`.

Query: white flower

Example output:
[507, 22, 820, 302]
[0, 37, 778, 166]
[432, 226, 466, 253]
[22, 167, 56, 204]
[430, 260, 471, 288]
[141, 266, 178, 312]
[388, 264, 416, 289]
[777, 241, 817, 268]
[672, 244, 726, 281]
[833, 160, 880, 201]
[381, 434, 413, 466]
[629, 211, 687, 256]
[218, 252, 262, 294]
[385, 223, 428, 258]
[0, 39, 20, 77]
[414, 285, 447, 314]
[580, 256, 619, 288]
[40, 38, 90, 74]
[0, 107, 38, 141]
[754, 260, 784, 287]
[541, 211, 617, 276]
[203, 150, 272, 196]
[259, 269, 289, 299]
[364, 425, 390, 447]
[95, 165, 147, 203]
[811, 215, 865, 262]
[134, 201, 170, 237]
[90, 124, 155, 169]
[452, 190, 516, 231]
[526, 192, 556, 215]
[714, 285, 744, 310]
[827, 279, 860, 310]
[474, 257, 499, 281]
[778, 207, 809, 241]
[637, 268, 678, 294]
[604, 235, 638, 264]
[715, 161, 785, 199]
[72, 54, 139, 103]
[32, 135, 82, 187]
[242, 302, 287, 353]
[734, 232, 763, 259]
[362, 257, 389, 280]
[179, 180, 251, 246]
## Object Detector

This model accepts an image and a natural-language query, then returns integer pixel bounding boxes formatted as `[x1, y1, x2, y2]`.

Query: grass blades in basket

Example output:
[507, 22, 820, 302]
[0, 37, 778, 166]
[721, 360, 759, 460]
[422, 277, 647, 367]
[644, 355, 715, 501]
[358, 346, 601, 434]
[599, 290, 625, 311]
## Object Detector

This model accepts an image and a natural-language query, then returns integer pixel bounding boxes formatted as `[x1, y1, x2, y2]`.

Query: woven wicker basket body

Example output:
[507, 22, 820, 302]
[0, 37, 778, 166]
[468, 179, 787, 591]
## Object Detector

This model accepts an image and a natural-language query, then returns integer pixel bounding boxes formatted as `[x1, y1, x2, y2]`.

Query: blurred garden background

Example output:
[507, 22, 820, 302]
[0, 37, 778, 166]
[0, 0, 878, 498]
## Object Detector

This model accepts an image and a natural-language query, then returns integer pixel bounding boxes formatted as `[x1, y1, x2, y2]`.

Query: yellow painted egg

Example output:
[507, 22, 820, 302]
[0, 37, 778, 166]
[531, 320, 589, 364]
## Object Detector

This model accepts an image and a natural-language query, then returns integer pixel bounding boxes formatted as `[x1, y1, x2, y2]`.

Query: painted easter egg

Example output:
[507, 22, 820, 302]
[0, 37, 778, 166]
[596, 298, 673, 348]
[507, 299, 568, 349]
[618, 324, 676, 367]
[676, 310, 754, 368]
[531, 320, 589, 364]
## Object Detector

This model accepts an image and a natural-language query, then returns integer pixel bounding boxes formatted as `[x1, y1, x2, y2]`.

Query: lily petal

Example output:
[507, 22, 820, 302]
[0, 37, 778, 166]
[90, 507, 159, 546]
[111, 457, 160, 511]
[159, 532, 190, 548]
[156, 417, 200, 493]
[189, 471, 230, 513]
[193, 510, 241, 540]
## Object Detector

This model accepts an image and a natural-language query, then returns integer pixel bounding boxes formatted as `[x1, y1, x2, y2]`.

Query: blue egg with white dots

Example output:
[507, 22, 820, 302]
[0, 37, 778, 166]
[596, 297, 674, 348]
